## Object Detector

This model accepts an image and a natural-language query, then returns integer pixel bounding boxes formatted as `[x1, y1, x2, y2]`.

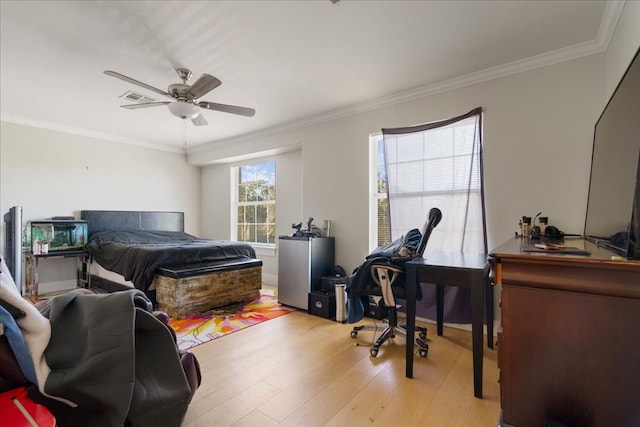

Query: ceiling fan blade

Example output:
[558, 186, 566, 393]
[104, 70, 171, 98]
[198, 101, 255, 117]
[121, 102, 170, 109]
[187, 74, 222, 99]
[191, 113, 208, 126]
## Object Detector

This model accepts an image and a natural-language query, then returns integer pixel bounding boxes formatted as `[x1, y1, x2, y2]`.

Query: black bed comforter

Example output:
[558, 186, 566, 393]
[84, 230, 257, 291]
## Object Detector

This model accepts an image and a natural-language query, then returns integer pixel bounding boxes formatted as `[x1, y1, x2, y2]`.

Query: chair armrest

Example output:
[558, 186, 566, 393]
[369, 263, 404, 275]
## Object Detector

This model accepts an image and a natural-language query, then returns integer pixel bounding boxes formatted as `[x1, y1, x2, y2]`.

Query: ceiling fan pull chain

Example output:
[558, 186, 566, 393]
[183, 120, 188, 148]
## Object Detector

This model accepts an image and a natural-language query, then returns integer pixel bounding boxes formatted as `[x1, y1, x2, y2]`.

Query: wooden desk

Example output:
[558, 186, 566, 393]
[490, 238, 640, 427]
[405, 252, 492, 398]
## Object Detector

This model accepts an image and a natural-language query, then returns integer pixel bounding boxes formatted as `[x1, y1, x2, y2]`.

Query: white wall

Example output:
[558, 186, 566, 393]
[0, 122, 201, 289]
[194, 53, 605, 278]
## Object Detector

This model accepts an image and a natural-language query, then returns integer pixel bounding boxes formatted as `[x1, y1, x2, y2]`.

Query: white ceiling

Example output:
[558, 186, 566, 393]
[0, 1, 621, 153]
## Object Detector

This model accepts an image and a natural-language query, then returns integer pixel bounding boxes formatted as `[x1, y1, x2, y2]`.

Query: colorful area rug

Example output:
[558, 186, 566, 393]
[168, 292, 292, 350]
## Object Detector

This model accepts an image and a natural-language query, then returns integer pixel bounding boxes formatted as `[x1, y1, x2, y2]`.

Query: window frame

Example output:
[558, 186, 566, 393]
[231, 160, 277, 250]
[370, 108, 485, 254]
[369, 133, 389, 252]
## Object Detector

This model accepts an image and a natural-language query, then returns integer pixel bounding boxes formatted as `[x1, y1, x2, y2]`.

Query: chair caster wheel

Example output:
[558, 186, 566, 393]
[350, 331, 358, 338]
[370, 348, 379, 357]
[419, 348, 428, 358]
[419, 331, 427, 340]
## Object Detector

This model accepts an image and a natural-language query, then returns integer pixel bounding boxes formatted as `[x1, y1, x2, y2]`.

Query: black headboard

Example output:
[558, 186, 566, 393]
[80, 210, 184, 237]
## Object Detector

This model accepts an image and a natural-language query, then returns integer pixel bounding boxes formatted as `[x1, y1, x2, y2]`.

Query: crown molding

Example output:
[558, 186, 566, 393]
[1, 114, 183, 153]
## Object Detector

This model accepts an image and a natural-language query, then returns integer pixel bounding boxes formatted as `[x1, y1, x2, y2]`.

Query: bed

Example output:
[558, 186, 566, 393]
[80, 210, 262, 318]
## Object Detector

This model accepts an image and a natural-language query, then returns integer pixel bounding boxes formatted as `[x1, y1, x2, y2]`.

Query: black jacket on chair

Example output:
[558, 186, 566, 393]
[345, 208, 442, 324]
[346, 230, 422, 323]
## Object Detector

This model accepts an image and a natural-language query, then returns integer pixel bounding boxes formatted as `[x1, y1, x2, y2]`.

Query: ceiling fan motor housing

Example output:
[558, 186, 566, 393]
[168, 83, 192, 100]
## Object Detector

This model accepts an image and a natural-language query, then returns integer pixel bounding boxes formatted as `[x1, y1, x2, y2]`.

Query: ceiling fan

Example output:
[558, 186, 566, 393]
[104, 68, 255, 126]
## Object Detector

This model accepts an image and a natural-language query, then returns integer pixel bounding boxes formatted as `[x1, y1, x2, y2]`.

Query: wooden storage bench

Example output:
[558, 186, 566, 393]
[154, 258, 262, 318]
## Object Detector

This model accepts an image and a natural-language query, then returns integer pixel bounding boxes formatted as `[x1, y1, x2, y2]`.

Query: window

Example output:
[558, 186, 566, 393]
[371, 108, 485, 254]
[234, 160, 276, 246]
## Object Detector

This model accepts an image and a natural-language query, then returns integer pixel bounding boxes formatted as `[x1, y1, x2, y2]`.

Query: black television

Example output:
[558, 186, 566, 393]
[584, 47, 640, 260]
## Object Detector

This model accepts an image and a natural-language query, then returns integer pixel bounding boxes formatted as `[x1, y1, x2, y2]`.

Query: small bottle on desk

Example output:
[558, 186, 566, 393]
[539, 217, 548, 235]
[522, 217, 531, 239]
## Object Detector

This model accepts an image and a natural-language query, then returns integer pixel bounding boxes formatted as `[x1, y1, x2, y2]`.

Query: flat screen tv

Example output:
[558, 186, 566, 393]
[584, 47, 640, 259]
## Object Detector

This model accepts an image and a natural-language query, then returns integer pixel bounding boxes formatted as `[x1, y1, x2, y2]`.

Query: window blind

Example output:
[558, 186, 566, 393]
[382, 107, 486, 254]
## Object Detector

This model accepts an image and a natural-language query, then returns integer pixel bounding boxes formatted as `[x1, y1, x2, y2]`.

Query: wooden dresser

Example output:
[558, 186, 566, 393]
[489, 238, 640, 427]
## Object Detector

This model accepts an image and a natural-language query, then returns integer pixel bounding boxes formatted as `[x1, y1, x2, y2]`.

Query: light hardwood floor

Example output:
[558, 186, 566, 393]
[182, 310, 500, 427]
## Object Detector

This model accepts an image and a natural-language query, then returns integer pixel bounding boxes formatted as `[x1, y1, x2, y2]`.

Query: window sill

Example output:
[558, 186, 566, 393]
[251, 244, 276, 258]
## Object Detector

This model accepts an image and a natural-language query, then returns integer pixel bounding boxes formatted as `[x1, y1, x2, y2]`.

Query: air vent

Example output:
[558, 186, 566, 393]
[120, 90, 156, 104]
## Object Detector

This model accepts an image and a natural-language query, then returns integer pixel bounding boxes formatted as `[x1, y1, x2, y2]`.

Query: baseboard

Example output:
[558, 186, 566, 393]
[416, 315, 500, 338]
[262, 273, 277, 286]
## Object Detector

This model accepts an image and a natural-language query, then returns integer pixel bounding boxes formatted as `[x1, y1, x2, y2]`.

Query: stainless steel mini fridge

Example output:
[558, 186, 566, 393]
[277, 236, 335, 310]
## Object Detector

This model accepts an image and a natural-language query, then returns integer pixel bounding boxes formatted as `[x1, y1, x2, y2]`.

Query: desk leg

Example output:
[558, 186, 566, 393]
[406, 265, 417, 379]
[436, 284, 444, 336]
[471, 275, 484, 398]
[485, 272, 494, 349]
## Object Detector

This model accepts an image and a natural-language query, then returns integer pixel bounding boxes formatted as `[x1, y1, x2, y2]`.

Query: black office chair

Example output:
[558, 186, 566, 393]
[349, 207, 442, 358]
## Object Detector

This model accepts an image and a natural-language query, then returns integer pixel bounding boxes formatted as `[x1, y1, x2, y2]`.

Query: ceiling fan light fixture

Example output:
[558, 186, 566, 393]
[168, 102, 199, 120]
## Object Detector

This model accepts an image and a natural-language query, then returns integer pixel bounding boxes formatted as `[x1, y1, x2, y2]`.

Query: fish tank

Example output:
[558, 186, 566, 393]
[27, 220, 88, 254]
